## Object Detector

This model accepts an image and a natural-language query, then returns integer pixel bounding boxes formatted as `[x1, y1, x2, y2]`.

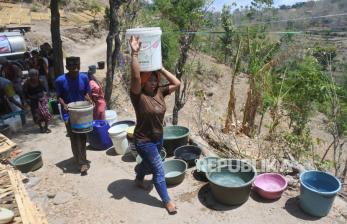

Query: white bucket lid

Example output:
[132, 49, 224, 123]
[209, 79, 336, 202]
[125, 27, 162, 37]
[108, 124, 129, 135]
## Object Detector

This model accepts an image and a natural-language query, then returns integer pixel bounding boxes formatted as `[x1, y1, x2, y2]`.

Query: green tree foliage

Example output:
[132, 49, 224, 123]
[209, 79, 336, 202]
[220, 5, 235, 64]
[312, 43, 337, 70]
[154, 0, 207, 30]
[153, 0, 208, 125]
[281, 56, 329, 134]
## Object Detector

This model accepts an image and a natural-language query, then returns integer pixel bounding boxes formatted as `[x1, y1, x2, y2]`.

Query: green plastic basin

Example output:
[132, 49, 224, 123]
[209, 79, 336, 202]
[206, 159, 257, 205]
[163, 126, 190, 157]
[163, 159, 187, 186]
[10, 151, 43, 173]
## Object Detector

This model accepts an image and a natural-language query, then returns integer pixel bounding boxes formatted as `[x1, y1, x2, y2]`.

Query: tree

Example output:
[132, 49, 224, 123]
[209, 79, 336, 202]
[105, 0, 127, 108]
[154, 0, 207, 125]
[50, 0, 64, 78]
[282, 56, 328, 135]
[223, 38, 242, 133]
[220, 5, 234, 64]
[241, 28, 281, 137]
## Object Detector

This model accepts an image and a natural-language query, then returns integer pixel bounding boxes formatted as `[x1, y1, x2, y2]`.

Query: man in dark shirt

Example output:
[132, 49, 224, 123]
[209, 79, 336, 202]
[55, 57, 93, 175]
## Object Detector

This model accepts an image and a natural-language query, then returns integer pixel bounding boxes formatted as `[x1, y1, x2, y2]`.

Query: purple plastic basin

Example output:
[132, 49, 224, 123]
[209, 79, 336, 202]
[253, 173, 288, 200]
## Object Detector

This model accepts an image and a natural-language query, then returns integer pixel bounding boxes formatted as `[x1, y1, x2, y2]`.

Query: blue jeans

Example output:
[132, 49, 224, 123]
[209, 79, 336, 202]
[134, 138, 170, 204]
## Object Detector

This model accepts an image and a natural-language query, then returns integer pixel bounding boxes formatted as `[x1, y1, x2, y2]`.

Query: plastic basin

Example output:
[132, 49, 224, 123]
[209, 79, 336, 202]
[111, 120, 136, 128]
[163, 159, 187, 186]
[253, 173, 287, 200]
[88, 120, 113, 150]
[10, 151, 43, 173]
[163, 126, 190, 156]
[206, 159, 257, 205]
[136, 149, 166, 164]
[299, 170, 341, 217]
[174, 145, 202, 167]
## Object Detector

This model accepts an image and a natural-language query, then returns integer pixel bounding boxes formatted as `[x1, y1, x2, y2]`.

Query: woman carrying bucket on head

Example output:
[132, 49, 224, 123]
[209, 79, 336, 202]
[129, 35, 181, 215]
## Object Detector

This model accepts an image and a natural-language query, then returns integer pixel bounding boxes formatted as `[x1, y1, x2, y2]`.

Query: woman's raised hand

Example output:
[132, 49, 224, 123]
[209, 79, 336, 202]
[129, 36, 141, 54]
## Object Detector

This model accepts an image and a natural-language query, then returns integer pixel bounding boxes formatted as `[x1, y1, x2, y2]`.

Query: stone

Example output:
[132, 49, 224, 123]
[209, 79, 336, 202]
[27, 172, 36, 178]
[53, 192, 72, 205]
[26, 177, 41, 188]
[341, 207, 347, 219]
[206, 92, 213, 97]
[47, 192, 56, 199]
[285, 175, 296, 187]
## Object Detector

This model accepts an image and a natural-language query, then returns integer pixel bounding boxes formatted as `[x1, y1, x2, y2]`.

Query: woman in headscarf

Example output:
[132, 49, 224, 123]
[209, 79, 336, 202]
[23, 69, 52, 133]
[87, 65, 106, 120]
[129, 36, 181, 214]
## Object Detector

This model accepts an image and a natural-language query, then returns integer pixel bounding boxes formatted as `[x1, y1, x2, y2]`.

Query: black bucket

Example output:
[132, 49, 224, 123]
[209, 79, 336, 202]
[97, 61, 105, 69]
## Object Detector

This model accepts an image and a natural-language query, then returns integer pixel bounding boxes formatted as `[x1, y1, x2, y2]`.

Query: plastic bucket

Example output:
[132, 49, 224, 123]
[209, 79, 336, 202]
[108, 124, 129, 155]
[68, 101, 94, 133]
[299, 170, 341, 217]
[3, 115, 22, 133]
[126, 27, 162, 71]
[48, 99, 60, 115]
[105, 110, 117, 126]
[88, 120, 113, 150]
[97, 61, 105, 69]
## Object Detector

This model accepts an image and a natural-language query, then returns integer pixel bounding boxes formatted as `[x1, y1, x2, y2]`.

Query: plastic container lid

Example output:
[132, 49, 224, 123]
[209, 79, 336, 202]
[127, 126, 135, 138]
[108, 124, 129, 135]
[125, 27, 162, 36]
[0, 207, 14, 224]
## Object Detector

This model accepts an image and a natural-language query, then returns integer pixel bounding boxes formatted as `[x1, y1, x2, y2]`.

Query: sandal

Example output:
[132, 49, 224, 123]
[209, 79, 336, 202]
[164, 201, 177, 215]
[45, 128, 52, 133]
[80, 164, 89, 176]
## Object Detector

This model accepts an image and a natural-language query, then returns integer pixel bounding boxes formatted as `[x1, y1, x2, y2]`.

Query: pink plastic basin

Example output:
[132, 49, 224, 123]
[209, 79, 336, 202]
[253, 173, 288, 200]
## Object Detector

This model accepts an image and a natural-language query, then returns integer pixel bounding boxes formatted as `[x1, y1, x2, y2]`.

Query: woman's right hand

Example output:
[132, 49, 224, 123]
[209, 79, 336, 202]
[129, 36, 141, 54]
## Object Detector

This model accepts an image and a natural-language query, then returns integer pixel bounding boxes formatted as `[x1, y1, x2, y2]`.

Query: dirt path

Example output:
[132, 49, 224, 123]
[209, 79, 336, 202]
[12, 118, 346, 224]
[69, 36, 107, 71]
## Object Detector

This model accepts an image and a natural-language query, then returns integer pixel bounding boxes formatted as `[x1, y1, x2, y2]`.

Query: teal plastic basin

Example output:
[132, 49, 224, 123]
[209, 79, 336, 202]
[206, 159, 257, 205]
[163, 126, 190, 156]
[163, 159, 187, 186]
[10, 151, 43, 173]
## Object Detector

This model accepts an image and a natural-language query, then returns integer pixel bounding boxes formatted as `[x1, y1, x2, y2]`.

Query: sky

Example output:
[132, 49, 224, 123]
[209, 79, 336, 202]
[211, 0, 310, 11]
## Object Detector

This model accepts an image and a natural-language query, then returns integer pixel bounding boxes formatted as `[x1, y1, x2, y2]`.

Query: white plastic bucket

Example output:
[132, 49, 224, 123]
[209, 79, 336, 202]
[126, 27, 162, 71]
[105, 110, 117, 126]
[68, 101, 94, 133]
[108, 124, 129, 155]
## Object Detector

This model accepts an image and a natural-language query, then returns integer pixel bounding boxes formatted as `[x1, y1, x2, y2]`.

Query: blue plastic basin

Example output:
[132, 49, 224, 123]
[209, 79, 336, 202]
[299, 170, 341, 217]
